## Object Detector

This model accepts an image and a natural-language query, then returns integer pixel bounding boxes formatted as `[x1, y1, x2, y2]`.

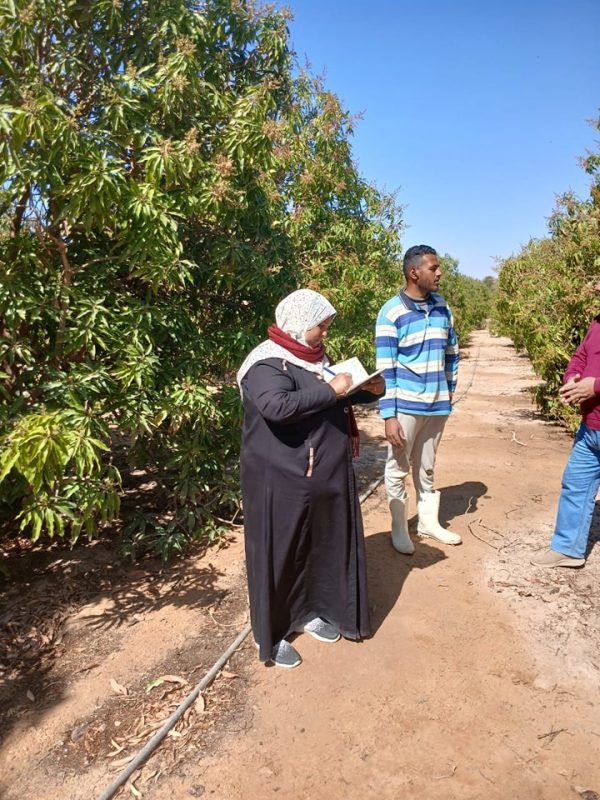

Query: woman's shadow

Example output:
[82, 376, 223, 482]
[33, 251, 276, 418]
[367, 481, 488, 634]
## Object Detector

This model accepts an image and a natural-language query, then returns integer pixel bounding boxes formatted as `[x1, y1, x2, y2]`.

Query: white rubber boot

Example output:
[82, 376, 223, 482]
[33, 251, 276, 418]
[417, 490, 462, 545]
[389, 497, 415, 554]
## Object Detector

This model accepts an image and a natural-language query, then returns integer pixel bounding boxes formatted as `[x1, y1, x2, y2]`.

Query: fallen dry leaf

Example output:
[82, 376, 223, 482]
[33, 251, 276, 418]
[259, 766, 275, 778]
[108, 738, 125, 756]
[573, 788, 600, 800]
[195, 694, 206, 713]
[157, 674, 189, 685]
[220, 670, 240, 680]
[110, 754, 134, 770]
[110, 678, 128, 696]
[145, 674, 189, 692]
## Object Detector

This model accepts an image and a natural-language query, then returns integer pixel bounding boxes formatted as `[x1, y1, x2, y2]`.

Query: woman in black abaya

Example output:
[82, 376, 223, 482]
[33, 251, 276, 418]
[237, 289, 384, 668]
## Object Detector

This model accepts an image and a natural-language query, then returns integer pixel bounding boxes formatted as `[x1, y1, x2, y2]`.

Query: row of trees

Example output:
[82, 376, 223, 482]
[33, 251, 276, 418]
[495, 117, 600, 429]
[0, 0, 492, 557]
[440, 255, 494, 341]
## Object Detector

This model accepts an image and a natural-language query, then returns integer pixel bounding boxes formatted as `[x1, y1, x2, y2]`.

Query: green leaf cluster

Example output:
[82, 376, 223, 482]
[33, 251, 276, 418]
[0, 0, 297, 554]
[0, 0, 497, 557]
[494, 118, 600, 429]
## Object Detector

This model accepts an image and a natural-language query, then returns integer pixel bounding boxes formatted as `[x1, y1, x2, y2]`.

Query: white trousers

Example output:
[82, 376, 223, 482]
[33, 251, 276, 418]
[384, 413, 448, 502]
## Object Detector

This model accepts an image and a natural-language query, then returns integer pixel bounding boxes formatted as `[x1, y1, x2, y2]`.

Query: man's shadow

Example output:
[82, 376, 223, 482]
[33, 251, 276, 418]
[365, 533, 446, 634]
[366, 481, 488, 634]
[438, 480, 488, 526]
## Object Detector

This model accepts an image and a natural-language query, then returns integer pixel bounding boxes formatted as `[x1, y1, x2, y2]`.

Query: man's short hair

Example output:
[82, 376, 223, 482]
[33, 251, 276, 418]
[403, 244, 437, 279]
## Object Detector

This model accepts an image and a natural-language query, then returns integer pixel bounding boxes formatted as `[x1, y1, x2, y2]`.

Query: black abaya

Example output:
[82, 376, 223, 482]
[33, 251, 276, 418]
[240, 357, 373, 662]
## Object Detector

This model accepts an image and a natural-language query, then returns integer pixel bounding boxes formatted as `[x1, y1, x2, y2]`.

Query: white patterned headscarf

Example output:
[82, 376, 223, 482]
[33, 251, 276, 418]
[237, 289, 336, 390]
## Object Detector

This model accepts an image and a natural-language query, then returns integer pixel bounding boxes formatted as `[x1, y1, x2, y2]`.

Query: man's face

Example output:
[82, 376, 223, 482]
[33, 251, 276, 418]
[411, 254, 442, 294]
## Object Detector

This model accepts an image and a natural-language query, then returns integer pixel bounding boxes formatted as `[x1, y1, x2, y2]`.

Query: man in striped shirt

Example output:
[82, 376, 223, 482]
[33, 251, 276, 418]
[375, 244, 461, 554]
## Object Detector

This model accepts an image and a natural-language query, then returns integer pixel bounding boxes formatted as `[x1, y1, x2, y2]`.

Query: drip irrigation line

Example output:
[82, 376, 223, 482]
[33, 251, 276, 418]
[96, 623, 252, 800]
[452, 343, 482, 406]
[359, 472, 385, 504]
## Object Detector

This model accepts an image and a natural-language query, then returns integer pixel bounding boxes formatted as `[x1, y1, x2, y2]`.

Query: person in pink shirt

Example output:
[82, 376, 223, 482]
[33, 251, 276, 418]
[532, 282, 600, 568]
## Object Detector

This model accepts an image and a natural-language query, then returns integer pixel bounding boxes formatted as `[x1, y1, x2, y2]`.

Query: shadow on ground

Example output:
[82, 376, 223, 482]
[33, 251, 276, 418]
[365, 532, 446, 635]
[439, 481, 488, 524]
[586, 500, 600, 558]
[0, 536, 231, 745]
[353, 417, 387, 495]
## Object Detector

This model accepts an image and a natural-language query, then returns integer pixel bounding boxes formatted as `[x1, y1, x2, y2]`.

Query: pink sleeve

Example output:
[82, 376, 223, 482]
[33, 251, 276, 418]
[563, 329, 590, 383]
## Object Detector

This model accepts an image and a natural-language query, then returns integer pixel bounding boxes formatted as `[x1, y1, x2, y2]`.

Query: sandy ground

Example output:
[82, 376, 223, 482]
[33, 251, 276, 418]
[1, 330, 599, 800]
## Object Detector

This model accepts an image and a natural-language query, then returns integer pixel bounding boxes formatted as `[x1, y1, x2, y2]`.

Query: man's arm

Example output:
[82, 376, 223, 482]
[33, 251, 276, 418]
[559, 374, 599, 405]
[563, 330, 589, 384]
[559, 325, 600, 404]
[375, 307, 405, 448]
[445, 308, 460, 400]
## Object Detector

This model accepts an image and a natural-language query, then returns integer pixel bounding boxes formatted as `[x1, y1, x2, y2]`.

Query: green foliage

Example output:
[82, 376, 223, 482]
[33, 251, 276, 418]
[495, 118, 600, 429]
[0, 0, 404, 556]
[0, 1, 503, 558]
[271, 74, 405, 368]
[0, 0, 297, 554]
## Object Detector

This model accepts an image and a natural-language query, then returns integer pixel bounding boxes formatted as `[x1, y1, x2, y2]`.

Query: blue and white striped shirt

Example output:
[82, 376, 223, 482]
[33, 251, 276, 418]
[375, 290, 459, 418]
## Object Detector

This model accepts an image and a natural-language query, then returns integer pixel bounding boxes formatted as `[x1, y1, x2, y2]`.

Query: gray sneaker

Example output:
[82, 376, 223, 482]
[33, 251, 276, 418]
[255, 639, 302, 669]
[271, 639, 302, 668]
[530, 549, 585, 568]
[298, 617, 340, 643]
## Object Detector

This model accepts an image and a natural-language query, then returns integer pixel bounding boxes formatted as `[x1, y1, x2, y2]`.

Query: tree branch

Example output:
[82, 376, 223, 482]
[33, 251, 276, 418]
[12, 184, 32, 235]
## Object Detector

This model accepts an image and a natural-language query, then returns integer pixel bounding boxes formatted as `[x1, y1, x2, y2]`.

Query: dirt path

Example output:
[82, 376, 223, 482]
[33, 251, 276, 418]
[2, 330, 599, 800]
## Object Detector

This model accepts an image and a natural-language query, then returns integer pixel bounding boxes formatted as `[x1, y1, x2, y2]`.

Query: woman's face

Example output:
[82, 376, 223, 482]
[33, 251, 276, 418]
[304, 315, 335, 347]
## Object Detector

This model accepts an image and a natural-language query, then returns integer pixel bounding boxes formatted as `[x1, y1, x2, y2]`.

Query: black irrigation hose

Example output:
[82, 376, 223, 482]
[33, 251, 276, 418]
[452, 343, 482, 406]
[96, 623, 252, 800]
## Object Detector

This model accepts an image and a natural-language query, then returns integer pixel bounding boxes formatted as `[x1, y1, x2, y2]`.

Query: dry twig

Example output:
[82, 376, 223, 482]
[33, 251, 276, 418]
[463, 496, 475, 516]
[478, 521, 506, 539]
[468, 519, 499, 550]
[537, 727, 567, 746]
[433, 764, 457, 780]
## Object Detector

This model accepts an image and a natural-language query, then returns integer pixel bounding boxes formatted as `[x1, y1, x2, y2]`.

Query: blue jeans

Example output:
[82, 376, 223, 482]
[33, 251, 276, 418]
[551, 422, 600, 558]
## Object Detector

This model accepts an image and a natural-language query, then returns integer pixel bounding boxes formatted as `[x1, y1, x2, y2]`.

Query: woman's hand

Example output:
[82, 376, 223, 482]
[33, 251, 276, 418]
[329, 372, 353, 396]
[362, 375, 385, 395]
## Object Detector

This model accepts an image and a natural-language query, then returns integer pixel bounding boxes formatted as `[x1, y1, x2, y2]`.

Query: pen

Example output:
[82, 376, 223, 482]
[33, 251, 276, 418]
[323, 366, 336, 377]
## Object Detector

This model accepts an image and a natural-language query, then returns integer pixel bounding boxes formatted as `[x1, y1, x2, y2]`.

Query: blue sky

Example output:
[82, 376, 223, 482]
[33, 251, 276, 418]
[280, 0, 600, 278]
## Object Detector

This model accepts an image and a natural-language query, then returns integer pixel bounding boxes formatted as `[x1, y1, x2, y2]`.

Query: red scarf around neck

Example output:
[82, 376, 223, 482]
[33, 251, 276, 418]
[267, 324, 360, 457]
[267, 324, 326, 362]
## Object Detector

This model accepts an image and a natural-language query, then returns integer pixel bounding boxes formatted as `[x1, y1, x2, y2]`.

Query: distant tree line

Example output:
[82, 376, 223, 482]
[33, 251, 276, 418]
[439, 255, 495, 341]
